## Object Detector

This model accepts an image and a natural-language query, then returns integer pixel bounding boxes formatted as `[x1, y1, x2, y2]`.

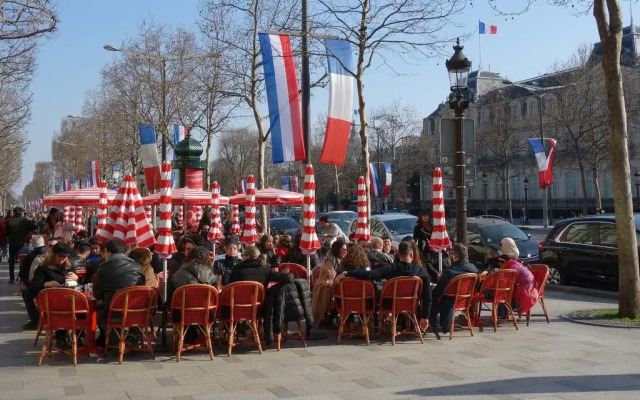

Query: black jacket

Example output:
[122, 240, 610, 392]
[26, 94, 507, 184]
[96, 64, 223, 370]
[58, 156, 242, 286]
[368, 250, 394, 270]
[283, 246, 317, 269]
[348, 261, 433, 319]
[213, 255, 241, 286]
[168, 261, 216, 302]
[264, 278, 313, 337]
[413, 224, 432, 254]
[432, 259, 478, 301]
[68, 256, 87, 272]
[5, 216, 36, 246]
[228, 258, 292, 288]
[93, 253, 145, 305]
[167, 252, 186, 277]
[30, 263, 77, 297]
[261, 249, 278, 269]
[19, 246, 46, 285]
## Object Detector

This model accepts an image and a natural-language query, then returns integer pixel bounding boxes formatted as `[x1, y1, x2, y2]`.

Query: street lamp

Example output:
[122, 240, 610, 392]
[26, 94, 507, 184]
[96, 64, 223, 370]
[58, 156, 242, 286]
[635, 170, 640, 210]
[138, 169, 146, 197]
[524, 176, 529, 225]
[482, 172, 488, 215]
[446, 38, 471, 244]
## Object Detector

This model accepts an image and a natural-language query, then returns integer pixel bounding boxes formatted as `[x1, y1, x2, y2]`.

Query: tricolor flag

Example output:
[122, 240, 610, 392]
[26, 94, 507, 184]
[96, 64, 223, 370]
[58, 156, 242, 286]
[368, 163, 380, 197]
[291, 176, 299, 192]
[69, 174, 78, 190]
[138, 124, 162, 190]
[89, 161, 100, 187]
[320, 39, 354, 166]
[528, 138, 557, 189]
[259, 34, 306, 164]
[382, 162, 392, 197]
[281, 176, 290, 191]
[479, 21, 498, 34]
[172, 125, 188, 147]
[239, 179, 247, 194]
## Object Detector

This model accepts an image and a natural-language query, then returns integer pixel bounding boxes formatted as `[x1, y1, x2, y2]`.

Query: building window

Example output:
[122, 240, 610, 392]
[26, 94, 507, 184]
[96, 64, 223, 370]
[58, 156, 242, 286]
[495, 179, 504, 200]
[585, 171, 595, 198]
[512, 175, 521, 200]
[429, 119, 435, 136]
[566, 172, 578, 198]
[603, 170, 612, 198]
[510, 103, 520, 119]
[528, 174, 539, 199]
[528, 100, 538, 119]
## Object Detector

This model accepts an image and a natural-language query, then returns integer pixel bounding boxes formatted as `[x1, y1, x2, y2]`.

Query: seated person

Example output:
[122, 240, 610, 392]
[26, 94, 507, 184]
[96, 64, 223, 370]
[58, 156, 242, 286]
[429, 243, 478, 335]
[311, 239, 345, 326]
[498, 237, 535, 313]
[257, 234, 278, 269]
[228, 245, 293, 287]
[341, 245, 370, 272]
[167, 237, 195, 277]
[381, 236, 396, 255]
[368, 237, 394, 270]
[334, 241, 432, 332]
[129, 247, 159, 288]
[213, 235, 241, 288]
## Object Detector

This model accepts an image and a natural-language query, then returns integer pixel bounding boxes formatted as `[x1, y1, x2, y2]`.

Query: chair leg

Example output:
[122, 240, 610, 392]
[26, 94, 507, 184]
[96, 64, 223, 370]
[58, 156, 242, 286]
[227, 322, 235, 357]
[252, 320, 262, 354]
[540, 298, 550, 323]
[33, 321, 43, 347]
[118, 329, 125, 364]
[176, 326, 183, 362]
[506, 304, 519, 330]
[205, 324, 214, 360]
[71, 330, 78, 366]
[275, 333, 281, 351]
[297, 322, 307, 348]
[408, 313, 423, 344]
[337, 314, 348, 344]
[391, 314, 397, 346]
[449, 312, 456, 340]
[363, 315, 370, 345]
[463, 310, 474, 337]
[491, 305, 497, 333]
[145, 327, 155, 360]
[38, 331, 50, 366]
[526, 310, 531, 326]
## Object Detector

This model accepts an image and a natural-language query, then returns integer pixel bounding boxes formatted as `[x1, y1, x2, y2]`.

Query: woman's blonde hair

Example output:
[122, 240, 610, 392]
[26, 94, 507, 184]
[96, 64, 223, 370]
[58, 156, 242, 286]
[129, 247, 152, 266]
[43, 252, 71, 270]
[242, 245, 264, 265]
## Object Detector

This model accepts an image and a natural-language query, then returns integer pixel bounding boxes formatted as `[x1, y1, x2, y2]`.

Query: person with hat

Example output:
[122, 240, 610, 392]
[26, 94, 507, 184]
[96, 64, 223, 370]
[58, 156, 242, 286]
[19, 235, 48, 330]
[5, 207, 36, 284]
[29, 242, 78, 297]
[497, 237, 535, 315]
[213, 235, 242, 288]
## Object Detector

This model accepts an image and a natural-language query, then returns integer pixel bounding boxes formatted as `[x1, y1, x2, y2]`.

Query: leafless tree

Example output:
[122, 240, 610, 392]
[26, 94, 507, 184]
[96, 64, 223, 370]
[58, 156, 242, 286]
[211, 128, 259, 193]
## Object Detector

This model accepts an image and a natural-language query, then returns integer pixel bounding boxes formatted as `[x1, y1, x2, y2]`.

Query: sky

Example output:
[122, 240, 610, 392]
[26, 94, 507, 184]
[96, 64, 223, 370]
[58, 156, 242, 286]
[19, 0, 632, 195]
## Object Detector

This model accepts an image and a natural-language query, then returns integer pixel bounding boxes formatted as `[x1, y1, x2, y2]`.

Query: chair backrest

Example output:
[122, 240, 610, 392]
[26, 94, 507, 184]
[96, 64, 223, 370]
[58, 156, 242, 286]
[108, 286, 158, 328]
[170, 284, 219, 326]
[333, 278, 376, 314]
[379, 276, 423, 314]
[480, 269, 517, 304]
[528, 264, 549, 297]
[442, 273, 479, 311]
[279, 263, 308, 279]
[219, 281, 265, 321]
[37, 288, 89, 330]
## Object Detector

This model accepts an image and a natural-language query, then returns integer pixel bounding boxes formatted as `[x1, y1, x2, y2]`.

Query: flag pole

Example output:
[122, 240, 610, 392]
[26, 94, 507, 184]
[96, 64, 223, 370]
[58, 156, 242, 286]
[478, 20, 482, 69]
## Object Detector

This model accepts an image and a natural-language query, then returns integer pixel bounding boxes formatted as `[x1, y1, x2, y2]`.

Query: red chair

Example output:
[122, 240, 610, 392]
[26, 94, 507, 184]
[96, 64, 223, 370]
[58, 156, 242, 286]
[219, 281, 265, 356]
[170, 284, 219, 362]
[440, 273, 479, 339]
[474, 269, 519, 332]
[526, 264, 550, 325]
[105, 286, 158, 364]
[279, 263, 308, 279]
[378, 276, 424, 345]
[333, 278, 376, 345]
[37, 288, 90, 366]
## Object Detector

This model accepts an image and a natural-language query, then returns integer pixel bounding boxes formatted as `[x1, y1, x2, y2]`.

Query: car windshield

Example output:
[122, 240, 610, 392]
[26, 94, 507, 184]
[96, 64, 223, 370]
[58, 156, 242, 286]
[271, 219, 299, 230]
[382, 217, 417, 236]
[481, 224, 528, 244]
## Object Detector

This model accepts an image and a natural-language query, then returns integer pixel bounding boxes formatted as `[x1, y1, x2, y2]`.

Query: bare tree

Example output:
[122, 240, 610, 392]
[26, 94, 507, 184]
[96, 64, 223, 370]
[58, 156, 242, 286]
[211, 128, 259, 192]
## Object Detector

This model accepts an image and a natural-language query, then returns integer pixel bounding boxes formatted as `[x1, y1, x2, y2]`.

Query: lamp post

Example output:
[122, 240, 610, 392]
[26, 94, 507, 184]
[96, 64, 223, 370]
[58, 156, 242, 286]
[138, 169, 146, 197]
[635, 170, 640, 210]
[524, 176, 529, 225]
[446, 38, 471, 244]
[482, 172, 488, 215]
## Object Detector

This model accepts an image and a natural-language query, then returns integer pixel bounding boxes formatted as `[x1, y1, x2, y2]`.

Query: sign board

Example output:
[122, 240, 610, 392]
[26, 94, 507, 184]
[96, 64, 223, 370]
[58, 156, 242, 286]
[440, 118, 475, 167]
[185, 168, 204, 189]
[442, 165, 476, 182]
[441, 154, 475, 167]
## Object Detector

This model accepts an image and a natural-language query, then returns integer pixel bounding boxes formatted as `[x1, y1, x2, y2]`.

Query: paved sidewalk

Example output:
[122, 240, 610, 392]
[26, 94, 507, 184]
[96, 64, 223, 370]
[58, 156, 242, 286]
[1, 264, 639, 400]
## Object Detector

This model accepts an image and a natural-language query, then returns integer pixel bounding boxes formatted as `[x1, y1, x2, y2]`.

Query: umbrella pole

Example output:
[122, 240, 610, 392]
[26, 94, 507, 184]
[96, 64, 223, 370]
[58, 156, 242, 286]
[438, 251, 443, 276]
[161, 258, 168, 349]
[306, 254, 311, 285]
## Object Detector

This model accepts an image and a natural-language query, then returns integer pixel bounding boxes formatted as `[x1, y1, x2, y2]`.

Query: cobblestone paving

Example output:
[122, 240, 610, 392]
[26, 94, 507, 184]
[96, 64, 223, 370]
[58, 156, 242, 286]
[1, 262, 640, 400]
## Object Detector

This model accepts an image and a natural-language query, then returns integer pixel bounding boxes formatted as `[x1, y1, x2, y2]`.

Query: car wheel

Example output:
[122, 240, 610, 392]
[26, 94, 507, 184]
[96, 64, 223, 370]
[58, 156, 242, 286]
[547, 266, 565, 286]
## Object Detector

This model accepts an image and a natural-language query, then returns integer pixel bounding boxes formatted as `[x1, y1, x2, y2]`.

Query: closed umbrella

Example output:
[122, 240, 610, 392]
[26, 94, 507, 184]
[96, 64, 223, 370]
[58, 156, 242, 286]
[96, 181, 108, 236]
[353, 176, 370, 241]
[241, 175, 258, 245]
[429, 167, 452, 275]
[74, 206, 84, 233]
[208, 181, 223, 254]
[300, 165, 320, 283]
[231, 204, 241, 236]
[145, 205, 152, 226]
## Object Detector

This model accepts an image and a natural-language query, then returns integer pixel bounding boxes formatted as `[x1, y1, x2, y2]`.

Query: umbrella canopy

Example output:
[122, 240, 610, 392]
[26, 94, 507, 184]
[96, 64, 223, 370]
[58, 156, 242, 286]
[229, 187, 303, 206]
[141, 187, 229, 206]
[96, 174, 156, 248]
[74, 206, 84, 233]
[230, 204, 241, 235]
[145, 205, 152, 226]
[208, 181, 223, 242]
[155, 162, 177, 257]
[241, 175, 258, 245]
[177, 205, 184, 228]
[96, 181, 108, 235]
[44, 187, 117, 206]
[353, 176, 371, 241]
[429, 167, 452, 252]
[300, 165, 320, 255]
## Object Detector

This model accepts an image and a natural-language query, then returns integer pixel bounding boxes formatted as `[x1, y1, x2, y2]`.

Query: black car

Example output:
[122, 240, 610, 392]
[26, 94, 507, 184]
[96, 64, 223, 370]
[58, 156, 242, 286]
[450, 217, 539, 270]
[540, 215, 639, 287]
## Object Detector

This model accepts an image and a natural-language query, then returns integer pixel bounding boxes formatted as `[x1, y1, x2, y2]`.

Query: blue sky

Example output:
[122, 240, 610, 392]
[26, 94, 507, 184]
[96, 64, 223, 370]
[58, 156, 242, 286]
[20, 0, 628, 194]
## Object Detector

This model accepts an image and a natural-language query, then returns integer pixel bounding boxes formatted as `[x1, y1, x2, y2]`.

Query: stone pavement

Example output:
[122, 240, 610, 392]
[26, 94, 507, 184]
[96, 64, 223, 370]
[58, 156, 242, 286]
[1, 264, 640, 400]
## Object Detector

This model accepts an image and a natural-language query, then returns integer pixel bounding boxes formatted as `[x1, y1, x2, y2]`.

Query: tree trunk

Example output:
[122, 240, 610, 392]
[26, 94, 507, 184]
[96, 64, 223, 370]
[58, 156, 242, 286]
[501, 177, 507, 218]
[505, 165, 513, 223]
[593, 167, 603, 211]
[355, 1, 371, 222]
[578, 159, 588, 214]
[594, 0, 640, 318]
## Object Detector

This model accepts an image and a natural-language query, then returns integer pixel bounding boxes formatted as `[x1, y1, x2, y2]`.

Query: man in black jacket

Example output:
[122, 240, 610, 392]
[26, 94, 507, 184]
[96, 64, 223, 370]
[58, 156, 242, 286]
[429, 243, 478, 336]
[335, 241, 432, 332]
[368, 237, 394, 270]
[19, 235, 47, 330]
[5, 207, 36, 284]
[93, 240, 145, 333]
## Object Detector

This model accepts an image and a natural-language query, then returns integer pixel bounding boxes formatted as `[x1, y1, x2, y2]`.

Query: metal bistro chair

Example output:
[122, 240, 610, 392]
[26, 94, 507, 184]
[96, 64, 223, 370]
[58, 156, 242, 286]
[526, 264, 551, 325]
[278, 263, 308, 279]
[333, 278, 376, 345]
[474, 269, 519, 332]
[378, 276, 424, 345]
[219, 281, 265, 356]
[440, 273, 479, 339]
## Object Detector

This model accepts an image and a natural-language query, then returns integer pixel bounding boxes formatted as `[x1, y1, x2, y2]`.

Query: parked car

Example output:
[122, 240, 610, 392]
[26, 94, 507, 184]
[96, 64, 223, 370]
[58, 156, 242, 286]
[316, 218, 349, 242]
[348, 213, 418, 247]
[449, 217, 539, 270]
[269, 217, 300, 235]
[539, 215, 640, 287]
[317, 211, 358, 225]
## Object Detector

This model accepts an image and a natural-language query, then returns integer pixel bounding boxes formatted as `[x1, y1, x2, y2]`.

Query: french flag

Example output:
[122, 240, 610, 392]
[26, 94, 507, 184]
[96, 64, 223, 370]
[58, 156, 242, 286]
[239, 179, 247, 194]
[369, 163, 380, 197]
[89, 161, 100, 187]
[382, 163, 392, 197]
[528, 138, 557, 189]
[479, 21, 498, 34]
[259, 34, 305, 164]
[292, 176, 299, 192]
[173, 125, 187, 147]
[139, 124, 162, 190]
[281, 176, 289, 191]
[320, 39, 354, 166]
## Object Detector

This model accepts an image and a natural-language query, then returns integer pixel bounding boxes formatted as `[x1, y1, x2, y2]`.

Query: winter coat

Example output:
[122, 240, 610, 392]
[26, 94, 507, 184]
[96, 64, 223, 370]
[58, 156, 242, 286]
[368, 250, 394, 270]
[432, 259, 478, 301]
[213, 255, 241, 286]
[263, 278, 313, 338]
[228, 258, 293, 287]
[283, 246, 317, 269]
[93, 253, 145, 305]
[413, 223, 432, 254]
[168, 261, 216, 302]
[504, 258, 535, 306]
[18, 246, 46, 285]
[5, 216, 36, 246]
[68, 256, 87, 272]
[167, 252, 186, 278]
[348, 261, 433, 319]
[30, 263, 77, 297]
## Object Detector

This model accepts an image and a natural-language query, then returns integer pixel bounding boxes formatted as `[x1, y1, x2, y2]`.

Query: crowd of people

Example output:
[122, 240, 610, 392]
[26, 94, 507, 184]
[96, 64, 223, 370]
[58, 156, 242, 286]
[0, 205, 540, 352]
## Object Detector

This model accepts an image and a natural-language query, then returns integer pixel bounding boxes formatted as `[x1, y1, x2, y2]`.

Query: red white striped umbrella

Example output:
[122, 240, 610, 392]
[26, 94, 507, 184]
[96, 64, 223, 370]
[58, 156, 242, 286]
[208, 181, 223, 242]
[96, 181, 109, 238]
[145, 205, 152, 226]
[231, 204, 241, 235]
[196, 206, 203, 223]
[141, 187, 229, 206]
[229, 187, 303, 206]
[300, 165, 320, 255]
[353, 176, 370, 241]
[177, 206, 184, 228]
[429, 167, 452, 252]
[241, 175, 258, 245]
[44, 187, 117, 206]
[63, 206, 70, 226]
[74, 206, 84, 233]
[155, 162, 177, 257]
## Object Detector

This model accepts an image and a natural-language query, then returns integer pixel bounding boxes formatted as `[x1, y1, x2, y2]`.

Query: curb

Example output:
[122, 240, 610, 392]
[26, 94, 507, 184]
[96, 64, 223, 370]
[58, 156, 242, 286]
[546, 284, 618, 300]
[559, 311, 640, 329]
